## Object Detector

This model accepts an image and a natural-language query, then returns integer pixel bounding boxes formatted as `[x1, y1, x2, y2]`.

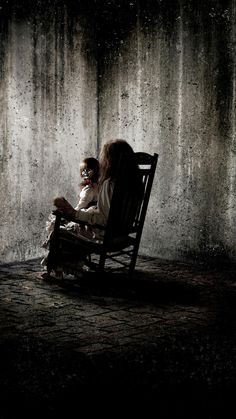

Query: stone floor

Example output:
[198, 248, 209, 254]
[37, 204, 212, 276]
[0, 256, 236, 418]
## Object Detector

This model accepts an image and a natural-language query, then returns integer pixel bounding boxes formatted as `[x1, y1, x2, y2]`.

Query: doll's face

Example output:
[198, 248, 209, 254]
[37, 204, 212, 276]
[81, 168, 93, 179]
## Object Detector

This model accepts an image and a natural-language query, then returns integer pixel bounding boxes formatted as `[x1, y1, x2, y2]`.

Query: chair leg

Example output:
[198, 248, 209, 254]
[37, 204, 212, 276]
[46, 250, 55, 276]
[129, 247, 139, 276]
[46, 229, 60, 276]
[47, 244, 60, 274]
[98, 253, 106, 273]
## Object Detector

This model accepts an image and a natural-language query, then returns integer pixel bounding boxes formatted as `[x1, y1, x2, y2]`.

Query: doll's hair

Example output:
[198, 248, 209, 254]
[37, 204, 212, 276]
[79, 157, 100, 183]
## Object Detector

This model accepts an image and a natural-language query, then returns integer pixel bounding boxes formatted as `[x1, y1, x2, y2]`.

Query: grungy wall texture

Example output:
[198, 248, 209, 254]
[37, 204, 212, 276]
[98, 0, 236, 263]
[0, 1, 98, 263]
[1, 0, 236, 265]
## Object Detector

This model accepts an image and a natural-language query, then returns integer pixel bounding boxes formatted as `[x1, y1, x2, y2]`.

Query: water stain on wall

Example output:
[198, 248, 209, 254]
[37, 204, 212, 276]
[97, 0, 236, 263]
[0, 0, 98, 263]
[1, 0, 236, 264]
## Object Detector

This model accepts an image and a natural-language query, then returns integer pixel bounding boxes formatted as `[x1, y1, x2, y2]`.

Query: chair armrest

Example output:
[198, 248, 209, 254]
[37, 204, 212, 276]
[73, 219, 106, 230]
[52, 209, 106, 230]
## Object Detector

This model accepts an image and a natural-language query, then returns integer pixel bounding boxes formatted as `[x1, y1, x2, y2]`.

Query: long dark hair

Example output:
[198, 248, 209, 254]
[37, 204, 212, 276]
[99, 139, 137, 186]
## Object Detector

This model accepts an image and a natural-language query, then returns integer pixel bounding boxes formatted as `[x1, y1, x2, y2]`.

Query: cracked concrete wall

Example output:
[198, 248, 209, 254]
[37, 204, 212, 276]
[1, 0, 236, 266]
[98, 0, 236, 263]
[0, 1, 98, 263]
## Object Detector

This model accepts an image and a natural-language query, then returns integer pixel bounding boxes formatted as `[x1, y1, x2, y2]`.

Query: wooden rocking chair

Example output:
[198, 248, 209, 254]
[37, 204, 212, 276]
[46, 151, 158, 277]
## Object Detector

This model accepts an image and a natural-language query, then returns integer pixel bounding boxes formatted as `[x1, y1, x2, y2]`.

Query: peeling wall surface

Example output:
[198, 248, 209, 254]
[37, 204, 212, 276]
[98, 0, 236, 263]
[0, 1, 98, 263]
[1, 0, 236, 265]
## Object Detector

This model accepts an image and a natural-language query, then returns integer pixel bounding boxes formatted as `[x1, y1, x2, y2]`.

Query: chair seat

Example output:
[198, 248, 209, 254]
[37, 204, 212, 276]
[60, 230, 136, 253]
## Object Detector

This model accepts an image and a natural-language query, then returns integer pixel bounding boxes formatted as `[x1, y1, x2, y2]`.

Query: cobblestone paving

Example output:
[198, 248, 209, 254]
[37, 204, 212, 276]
[0, 257, 236, 417]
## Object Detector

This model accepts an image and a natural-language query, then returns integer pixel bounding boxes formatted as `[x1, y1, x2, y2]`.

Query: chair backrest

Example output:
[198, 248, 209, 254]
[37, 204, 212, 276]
[103, 151, 158, 245]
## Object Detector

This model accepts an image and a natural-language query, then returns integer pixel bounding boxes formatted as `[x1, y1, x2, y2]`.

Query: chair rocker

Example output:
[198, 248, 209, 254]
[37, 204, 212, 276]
[47, 151, 158, 277]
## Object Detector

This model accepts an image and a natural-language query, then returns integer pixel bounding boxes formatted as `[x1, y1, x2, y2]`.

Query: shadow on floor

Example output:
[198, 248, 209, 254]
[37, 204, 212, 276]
[39, 268, 203, 307]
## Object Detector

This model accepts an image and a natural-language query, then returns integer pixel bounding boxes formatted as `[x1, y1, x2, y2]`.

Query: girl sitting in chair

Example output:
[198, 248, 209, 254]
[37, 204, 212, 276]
[43, 139, 139, 279]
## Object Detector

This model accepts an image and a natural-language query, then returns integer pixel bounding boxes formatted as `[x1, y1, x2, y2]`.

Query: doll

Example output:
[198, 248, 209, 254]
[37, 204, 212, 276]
[42, 157, 100, 248]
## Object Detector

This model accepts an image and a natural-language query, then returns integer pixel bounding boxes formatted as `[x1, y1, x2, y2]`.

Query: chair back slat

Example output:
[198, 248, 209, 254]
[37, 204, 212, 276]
[103, 152, 158, 245]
